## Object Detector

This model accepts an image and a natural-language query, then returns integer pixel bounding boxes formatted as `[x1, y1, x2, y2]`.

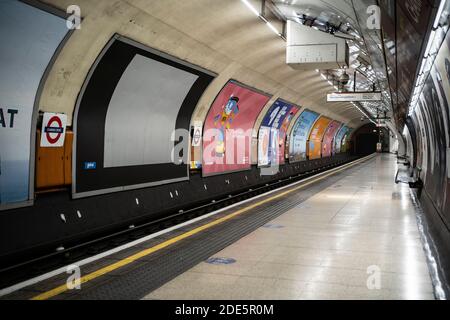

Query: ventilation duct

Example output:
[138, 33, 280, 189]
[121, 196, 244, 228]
[286, 20, 349, 70]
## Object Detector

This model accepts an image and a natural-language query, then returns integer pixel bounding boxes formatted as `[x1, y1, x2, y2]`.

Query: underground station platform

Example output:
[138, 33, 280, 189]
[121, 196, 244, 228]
[0, 155, 442, 301]
[1, 0, 450, 314]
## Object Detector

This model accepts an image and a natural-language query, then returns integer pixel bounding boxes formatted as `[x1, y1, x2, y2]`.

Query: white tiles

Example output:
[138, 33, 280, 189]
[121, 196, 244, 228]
[143, 155, 435, 300]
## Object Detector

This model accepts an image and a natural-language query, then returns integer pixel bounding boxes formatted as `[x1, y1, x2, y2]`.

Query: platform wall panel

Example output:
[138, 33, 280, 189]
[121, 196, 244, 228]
[0, 154, 355, 267]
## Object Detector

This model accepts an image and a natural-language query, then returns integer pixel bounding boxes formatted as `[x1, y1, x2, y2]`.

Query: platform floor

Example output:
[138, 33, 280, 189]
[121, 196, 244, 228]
[1, 154, 436, 300]
[144, 154, 434, 300]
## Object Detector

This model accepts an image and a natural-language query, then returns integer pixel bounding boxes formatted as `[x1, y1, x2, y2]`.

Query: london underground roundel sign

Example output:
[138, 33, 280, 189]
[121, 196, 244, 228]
[40, 112, 68, 147]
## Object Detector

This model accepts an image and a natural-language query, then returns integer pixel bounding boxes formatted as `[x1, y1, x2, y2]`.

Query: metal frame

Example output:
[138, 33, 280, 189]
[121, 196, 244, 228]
[72, 34, 216, 199]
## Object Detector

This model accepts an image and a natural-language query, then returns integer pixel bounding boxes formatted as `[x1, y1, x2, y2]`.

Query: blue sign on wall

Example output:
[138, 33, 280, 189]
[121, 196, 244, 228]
[84, 162, 97, 170]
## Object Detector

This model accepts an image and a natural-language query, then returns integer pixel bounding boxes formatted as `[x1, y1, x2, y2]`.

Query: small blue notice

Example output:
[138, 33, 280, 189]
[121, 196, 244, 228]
[84, 162, 97, 170]
[206, 257, 237, 265]
[263, 224, 285, 229]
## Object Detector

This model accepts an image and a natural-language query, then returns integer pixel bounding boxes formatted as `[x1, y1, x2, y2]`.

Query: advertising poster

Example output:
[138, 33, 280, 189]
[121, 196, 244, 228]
[289, 110, 320, 163]
[415, 102, 429, 182]
[75, 36, 215, 197]
[203, 81, 270, 176]
[0, 1, 68, 209]
[415, 26, 450, 224]
[278, 106, 299, 164]
[411, 113, 423, 170]
[406, 117, 418, 167]
[421, 73, 447, 213]
[308, 117, 332, 160]
[322, 121, 342, 158]
[420, 96, 435, 179]
[434, 30, 450, 218]
[435, 33, 450, 148]
[341, 128, 353, 153]
[333, 126, 349, 154]
[258, 99, 299, 167]
[258, 126, 271, 166]
[269, 128, 280, 165]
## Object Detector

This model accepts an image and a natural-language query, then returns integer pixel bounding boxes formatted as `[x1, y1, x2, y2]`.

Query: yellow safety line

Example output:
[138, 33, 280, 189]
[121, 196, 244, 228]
[31, 156, 373, 300]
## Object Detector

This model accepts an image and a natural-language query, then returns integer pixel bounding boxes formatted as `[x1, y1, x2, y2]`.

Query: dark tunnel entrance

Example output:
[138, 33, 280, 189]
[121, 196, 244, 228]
[352, 123, 379, 156]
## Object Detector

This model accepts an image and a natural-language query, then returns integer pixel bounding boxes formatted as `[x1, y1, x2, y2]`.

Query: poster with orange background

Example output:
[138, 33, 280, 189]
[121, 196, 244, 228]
[308, 116, 331, 160]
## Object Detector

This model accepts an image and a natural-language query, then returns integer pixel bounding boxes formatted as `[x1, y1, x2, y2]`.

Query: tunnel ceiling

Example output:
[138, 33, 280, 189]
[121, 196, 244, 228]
[29, 0, 441, 134]
[272, 0, 394, 123]
[38, 0, 370, 129]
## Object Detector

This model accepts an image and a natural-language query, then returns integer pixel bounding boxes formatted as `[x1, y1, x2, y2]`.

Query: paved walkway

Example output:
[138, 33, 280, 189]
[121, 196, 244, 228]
[144, 154, 434, 300]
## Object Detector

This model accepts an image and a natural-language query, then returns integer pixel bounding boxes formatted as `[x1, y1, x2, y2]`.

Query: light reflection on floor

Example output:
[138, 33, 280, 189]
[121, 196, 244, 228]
[144, 154, 435, 300]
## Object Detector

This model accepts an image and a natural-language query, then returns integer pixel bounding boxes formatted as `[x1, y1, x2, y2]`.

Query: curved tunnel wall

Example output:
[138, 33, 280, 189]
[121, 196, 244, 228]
[69, 34, 357, 196]
[0, 0, 364, 206]
[0, 1, 369, 265]
[23, 0, 364, 198]
[409, 26, 450, 226]
[35, 0, 364, 126]
[405, 26, 450, 292]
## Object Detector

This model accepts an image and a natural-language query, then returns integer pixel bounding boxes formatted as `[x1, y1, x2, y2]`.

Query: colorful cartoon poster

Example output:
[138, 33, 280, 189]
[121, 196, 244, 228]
[258, 99, 299, 167]
[308, 116, 332, 160]
[289, 110, 319, 162]
[322, 121, 342, 158]
[202, 81, 270, 176]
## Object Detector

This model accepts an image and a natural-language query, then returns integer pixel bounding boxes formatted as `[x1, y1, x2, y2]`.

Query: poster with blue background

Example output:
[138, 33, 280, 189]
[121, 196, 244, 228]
[334, 126, 349, 154]
[258, 99, 294, 166]
[0, 1, 68, 209]
[289, 109, 320, 162]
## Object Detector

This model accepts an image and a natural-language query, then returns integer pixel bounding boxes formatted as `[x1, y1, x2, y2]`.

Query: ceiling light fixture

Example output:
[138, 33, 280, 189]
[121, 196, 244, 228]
[408, 0, 447, 116]
[240, 0, 285, 39]
[241, 0, 260, 17]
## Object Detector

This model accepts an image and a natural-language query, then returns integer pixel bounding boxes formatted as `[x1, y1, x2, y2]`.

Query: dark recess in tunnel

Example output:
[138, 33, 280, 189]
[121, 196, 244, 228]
[351, 123, 379, 156]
